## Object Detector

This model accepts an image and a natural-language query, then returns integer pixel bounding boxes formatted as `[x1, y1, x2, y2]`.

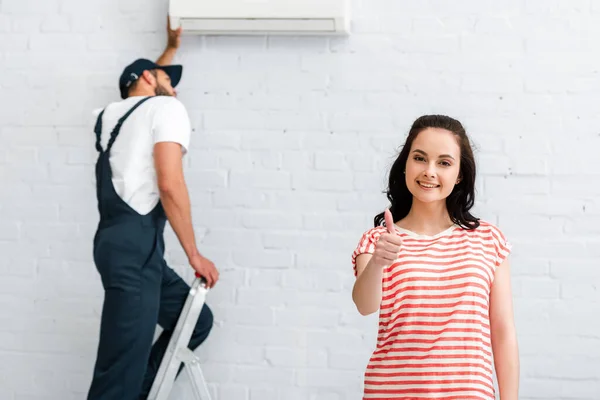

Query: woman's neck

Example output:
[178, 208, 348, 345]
[397, 199, 454, 236]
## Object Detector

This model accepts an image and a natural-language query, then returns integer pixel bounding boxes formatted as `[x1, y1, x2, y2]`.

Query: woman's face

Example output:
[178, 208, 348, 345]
[405, 127, 462, 204]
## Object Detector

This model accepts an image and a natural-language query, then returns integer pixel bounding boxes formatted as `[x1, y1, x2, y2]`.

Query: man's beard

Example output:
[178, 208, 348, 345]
[154, 84, 172, 96]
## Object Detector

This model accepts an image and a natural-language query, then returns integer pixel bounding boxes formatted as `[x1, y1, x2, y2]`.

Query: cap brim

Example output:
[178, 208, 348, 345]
[159, 65, 183, 88]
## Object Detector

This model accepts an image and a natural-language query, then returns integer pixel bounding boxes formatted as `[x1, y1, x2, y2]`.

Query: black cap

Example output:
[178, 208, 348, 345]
[118, 58, 183, 99]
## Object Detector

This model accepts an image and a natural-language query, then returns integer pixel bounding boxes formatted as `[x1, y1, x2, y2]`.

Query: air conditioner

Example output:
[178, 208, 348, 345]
[169, 0, 351, 35]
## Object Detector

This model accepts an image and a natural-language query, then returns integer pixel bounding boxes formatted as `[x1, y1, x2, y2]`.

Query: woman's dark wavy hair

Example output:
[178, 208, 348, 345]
[374, 114, 480, 230]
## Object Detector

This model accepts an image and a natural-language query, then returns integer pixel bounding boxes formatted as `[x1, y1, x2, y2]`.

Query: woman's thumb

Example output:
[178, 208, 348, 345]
[384, 208, 395, 234]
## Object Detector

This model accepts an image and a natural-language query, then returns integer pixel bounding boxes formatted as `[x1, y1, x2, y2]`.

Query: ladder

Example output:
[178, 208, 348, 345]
[147, 273, 212, 400]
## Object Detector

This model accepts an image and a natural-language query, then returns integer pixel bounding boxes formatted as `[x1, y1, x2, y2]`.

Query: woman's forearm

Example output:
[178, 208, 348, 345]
[352, 261, 383, 316]
[492, 329, 520, 400]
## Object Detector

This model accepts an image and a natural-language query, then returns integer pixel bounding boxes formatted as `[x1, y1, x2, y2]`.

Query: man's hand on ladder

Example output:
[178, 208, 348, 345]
[189, 254, 219, 288]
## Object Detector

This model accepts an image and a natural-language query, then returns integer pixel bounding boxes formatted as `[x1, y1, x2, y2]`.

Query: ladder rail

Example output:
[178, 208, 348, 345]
[186, 357, 212, 400]
[147, 274, 212, 400]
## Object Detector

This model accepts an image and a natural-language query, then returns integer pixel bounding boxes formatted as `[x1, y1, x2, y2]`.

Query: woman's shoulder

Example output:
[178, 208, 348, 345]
[457, 219, 510, 242]
[475, 219, 505, 232]
[356, 225, 388, 241]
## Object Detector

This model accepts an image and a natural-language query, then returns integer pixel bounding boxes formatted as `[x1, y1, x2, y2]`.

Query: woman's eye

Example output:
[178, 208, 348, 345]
[440, 161, 451, 167]
[414, 156, 425, 162]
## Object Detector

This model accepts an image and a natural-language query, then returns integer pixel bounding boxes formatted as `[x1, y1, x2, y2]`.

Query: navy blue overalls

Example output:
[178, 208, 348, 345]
[87, 96, 214, 400]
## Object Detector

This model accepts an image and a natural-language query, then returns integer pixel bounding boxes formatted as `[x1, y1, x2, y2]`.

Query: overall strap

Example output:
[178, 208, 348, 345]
[95, 96, 154, 153]
[94, 110, 105, 153]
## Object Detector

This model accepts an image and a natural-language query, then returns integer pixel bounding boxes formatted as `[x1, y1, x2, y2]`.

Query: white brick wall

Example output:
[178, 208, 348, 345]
[1, 0, 599, 399]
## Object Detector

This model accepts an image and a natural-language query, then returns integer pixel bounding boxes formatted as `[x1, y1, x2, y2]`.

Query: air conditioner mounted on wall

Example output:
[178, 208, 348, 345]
[169, 0, 351, 35]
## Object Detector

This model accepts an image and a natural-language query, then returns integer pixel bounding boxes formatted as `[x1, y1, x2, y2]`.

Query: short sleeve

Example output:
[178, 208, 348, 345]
[152, 98, 192, 154]
[351, 228, 382, 277]
[489, 224, 512, 268]
[92, 107, 103, 119]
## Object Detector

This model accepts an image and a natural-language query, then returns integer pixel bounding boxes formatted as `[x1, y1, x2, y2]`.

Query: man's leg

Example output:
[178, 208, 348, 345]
[87, 254, 163, 400]
[139, 262, 214, 399]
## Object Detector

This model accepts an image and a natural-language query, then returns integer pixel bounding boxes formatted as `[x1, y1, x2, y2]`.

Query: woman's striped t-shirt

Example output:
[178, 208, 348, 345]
[351, 220, 511, 400]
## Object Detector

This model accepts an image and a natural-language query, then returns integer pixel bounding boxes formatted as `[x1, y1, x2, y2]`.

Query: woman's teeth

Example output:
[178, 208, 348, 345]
[418, 182, 439, 189]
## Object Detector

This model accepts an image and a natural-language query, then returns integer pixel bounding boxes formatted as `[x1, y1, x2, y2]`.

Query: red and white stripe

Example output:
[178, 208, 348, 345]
[352, 220, 511, 399]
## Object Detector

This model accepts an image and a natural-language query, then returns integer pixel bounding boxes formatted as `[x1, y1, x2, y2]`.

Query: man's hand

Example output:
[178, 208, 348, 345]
[156, 15, 182, 66]
[166, 15, 182, 49]
[190, 253, 219, 289]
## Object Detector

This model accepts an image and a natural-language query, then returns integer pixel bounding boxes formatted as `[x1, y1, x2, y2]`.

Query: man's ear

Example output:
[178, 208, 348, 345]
[142, 70, 156, 86]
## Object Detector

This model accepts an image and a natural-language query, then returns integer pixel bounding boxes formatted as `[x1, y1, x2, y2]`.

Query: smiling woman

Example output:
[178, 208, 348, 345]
[376, 115, 478, 233]
[351, 115, 520, 400]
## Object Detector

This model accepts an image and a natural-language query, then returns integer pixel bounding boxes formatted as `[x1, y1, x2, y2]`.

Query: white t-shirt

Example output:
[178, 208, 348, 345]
[93, 95, 191, 215]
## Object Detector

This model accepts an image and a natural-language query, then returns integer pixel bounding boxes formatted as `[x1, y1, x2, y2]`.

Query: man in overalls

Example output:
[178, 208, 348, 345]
[87, 20, 219, 400]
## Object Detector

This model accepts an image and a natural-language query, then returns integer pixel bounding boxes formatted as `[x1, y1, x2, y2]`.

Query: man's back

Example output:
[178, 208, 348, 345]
[94, 95, 191, 215]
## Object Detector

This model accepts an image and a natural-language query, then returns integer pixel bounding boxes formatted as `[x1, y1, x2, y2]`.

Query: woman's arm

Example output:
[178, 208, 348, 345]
[489, 257, 520, 400]
[352, 254, 384, 316]
[352, 210, 403, 316]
